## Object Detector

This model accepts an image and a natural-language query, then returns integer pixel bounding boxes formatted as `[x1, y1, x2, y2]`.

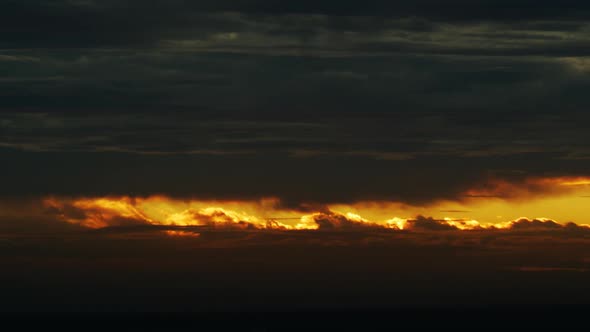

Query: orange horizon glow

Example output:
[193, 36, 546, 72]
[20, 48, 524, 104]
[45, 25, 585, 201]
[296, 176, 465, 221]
[39, 175, 590, 235]
[42, 197, 590, 235]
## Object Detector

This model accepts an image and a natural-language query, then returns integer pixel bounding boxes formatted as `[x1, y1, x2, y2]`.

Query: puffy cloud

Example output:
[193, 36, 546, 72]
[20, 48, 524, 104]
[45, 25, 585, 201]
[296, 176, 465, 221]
[403, 216, 460, 231]
[508, 217, 562, 230]
[42, 197, 296, 230]
[38, 196, 590, 236]
[297, 211, 379, 230]
[161, 207, 262, 229]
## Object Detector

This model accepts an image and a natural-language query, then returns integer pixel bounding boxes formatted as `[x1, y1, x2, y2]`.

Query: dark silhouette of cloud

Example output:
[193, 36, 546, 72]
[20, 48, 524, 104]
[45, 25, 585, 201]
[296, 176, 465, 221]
[509, 218, 562, 230]
[404, 216, 459, 231]
[304, 211, 380, 230]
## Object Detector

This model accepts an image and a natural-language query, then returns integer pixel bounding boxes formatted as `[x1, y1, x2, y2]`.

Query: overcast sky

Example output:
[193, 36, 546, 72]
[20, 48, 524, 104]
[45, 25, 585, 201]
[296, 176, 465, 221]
[2, 1, 590, 208]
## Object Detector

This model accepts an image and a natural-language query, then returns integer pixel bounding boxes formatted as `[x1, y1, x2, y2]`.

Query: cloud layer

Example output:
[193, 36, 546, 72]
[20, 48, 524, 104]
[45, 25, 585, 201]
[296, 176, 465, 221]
[2, 1, 590, 206]
[39, 196, 590, 237]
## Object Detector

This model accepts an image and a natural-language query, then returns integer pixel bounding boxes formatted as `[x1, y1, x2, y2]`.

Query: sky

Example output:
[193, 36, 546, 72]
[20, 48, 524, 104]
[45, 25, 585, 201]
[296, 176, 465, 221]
[2, 0, 590, 313]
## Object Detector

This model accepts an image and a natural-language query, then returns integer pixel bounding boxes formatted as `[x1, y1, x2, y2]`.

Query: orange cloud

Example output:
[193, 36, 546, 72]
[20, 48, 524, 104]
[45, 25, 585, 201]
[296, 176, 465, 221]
[44, 196, 152, 228]
[44, 196, 298, 230]
[464, 176, 590, 199]
[42, 196, 590, 237]
[34, 174, 590, 236]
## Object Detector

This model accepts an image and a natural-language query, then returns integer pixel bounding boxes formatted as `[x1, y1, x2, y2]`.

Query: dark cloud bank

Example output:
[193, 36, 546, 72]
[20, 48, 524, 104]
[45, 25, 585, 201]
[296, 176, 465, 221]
[2, 1, 590, 205]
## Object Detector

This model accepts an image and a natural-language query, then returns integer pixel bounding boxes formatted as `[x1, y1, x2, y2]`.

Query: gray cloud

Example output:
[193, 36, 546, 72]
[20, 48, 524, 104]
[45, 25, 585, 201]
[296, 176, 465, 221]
[2, 1, 590, 56]
[1, 1, 590, 206]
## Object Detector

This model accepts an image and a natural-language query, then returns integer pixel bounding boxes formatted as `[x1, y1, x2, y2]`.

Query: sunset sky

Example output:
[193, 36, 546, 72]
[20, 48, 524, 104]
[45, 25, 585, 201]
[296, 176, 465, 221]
[2, 1, 590, 315]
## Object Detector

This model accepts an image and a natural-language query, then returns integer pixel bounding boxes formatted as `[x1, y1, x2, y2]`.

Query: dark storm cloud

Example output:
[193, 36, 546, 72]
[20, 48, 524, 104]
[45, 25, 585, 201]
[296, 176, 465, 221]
[2, 53, 590, 152]
[2, 1, 590, 56]
[220, 0, 590, 20]
[0, 148, 474, 204]
[1, 1, 590, 205]
[2, 145, 590, 206]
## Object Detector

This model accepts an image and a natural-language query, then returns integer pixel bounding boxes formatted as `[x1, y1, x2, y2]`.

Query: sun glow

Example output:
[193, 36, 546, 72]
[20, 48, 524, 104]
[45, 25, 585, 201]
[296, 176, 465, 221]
[557, 179, 590, 186]
[38, 173, 590, 236]
[42, 192, 590, 237]
[385, 217, 408, 230]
